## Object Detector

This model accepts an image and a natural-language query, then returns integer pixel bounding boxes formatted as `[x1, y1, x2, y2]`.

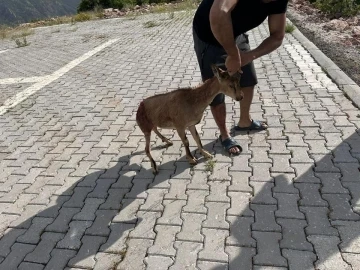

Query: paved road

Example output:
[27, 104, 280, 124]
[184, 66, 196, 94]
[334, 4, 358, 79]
[0, 11, 360, 270]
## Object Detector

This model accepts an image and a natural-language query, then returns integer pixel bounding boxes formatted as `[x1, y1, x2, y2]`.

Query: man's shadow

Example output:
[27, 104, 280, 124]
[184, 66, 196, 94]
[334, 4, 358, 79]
[0, 129, 359, 270]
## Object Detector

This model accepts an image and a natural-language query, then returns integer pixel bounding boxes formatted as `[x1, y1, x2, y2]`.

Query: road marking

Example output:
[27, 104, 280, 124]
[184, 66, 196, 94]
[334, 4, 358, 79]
[0, 38, 119, 116]
[0, 76, 48, 85]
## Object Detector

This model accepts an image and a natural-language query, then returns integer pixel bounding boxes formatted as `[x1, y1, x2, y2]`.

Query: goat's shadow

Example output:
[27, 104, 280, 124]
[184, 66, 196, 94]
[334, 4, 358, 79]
[0, 130, 359, 270]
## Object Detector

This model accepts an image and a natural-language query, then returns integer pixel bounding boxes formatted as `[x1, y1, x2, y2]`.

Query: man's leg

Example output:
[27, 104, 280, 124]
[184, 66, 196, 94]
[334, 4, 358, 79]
[211, 103, 240, 154]
[236, 86, 268, 129]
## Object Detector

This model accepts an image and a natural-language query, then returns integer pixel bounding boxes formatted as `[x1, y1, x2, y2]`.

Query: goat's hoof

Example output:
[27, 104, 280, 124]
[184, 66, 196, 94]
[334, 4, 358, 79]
[188, 158, 198, 165]
[202, 151, 214, 159]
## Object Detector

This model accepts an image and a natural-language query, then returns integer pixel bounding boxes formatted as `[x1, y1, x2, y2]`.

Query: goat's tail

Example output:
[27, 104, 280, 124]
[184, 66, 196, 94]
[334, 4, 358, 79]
[136, 101, 153, 133]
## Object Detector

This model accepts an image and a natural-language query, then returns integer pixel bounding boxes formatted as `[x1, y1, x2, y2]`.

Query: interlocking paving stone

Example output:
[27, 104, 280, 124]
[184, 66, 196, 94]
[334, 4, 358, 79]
[274, 193, 304, 219]
[0, 228, 26, 257]
[0, 243, 35, 270]
[336, 221, 360, 253]
[85, 209, 117, 236]
[24, 232, 64, 264]
[157, 199, 186, 226]
[170, 241, 202, 270]
[322, 194, 360, 221]
[251, 204, 281, 232]
[145, 255, 174, 270]
[226, 216, 256, 247]
[116, 238, 153, 270]
[17, 217, 53, 244]
[198, 228, 229, 263]
[129, 211, 161, 239]
[99, 223, 135, 253]
[300, 207, 338, 236]
[252, 231, 287, 267]
[282, 249, 316, 270]
[56, 221, 92, 250]
[277, 218, 313, 251]
[148, 225, 180, 256]
[176, 212, 206, 242]
[227, 192, 253, 217]
[308, 235, 352, 270]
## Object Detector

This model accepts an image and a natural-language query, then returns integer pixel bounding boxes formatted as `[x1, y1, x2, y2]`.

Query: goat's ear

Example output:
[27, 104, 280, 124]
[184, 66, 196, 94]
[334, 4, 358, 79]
[211, 64, 226, 81]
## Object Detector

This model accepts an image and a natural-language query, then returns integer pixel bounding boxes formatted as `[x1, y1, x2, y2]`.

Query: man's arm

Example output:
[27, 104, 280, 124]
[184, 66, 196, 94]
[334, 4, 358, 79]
[210, 0, 241, 73]
[243, 13, 286, 65]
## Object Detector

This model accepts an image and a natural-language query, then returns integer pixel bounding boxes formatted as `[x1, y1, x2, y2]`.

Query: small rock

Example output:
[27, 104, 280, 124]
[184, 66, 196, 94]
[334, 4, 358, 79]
[324, 19, 350, 31]
[135, 5, 140, 9]
[352, 26, 360, 36]
[104, 8, 113, 13]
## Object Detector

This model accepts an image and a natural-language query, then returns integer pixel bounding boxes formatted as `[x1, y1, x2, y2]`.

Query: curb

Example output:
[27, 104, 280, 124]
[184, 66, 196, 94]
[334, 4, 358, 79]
[287, 18, 360, 109]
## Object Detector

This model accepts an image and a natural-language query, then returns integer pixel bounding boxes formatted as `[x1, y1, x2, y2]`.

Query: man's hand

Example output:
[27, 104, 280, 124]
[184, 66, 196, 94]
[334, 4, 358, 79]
[225, 50, 242, 75]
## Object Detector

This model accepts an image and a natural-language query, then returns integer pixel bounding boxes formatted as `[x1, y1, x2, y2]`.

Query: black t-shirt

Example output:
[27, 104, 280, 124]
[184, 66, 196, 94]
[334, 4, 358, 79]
[193, 0, 289, 46]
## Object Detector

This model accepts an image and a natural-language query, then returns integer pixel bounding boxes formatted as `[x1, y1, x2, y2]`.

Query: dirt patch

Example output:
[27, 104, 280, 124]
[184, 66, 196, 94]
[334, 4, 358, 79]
[287, 0, 360, 86]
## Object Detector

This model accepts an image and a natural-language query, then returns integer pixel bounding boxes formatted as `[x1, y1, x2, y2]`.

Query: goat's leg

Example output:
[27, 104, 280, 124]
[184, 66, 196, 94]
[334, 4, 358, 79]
[176, 127, 197, 165]
[188, 125, 213, 159]
[145, 132, 158, 174]
[153, 127, 173, 147]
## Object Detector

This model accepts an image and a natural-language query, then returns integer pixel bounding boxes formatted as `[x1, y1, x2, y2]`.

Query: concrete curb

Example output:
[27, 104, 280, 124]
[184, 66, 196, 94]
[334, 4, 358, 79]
[286, 18, 360, 109]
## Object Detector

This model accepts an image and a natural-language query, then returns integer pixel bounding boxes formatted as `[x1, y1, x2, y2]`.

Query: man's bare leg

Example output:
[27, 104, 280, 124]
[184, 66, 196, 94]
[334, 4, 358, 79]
[237, 86, 268, 129]
[211, 103, 240, 154]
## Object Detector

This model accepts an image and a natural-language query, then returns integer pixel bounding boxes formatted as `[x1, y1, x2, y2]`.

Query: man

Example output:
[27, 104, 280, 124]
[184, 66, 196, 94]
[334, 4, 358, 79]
[193, 0, 289, 154]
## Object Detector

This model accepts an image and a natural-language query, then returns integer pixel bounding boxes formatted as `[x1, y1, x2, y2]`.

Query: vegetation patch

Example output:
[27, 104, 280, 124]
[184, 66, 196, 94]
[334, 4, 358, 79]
[285, 22, 296, 33]
[308, 0, 360, 18]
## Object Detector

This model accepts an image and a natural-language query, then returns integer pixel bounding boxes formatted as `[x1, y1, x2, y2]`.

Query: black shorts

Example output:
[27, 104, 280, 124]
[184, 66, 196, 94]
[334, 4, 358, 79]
[193, 28, 258, 106]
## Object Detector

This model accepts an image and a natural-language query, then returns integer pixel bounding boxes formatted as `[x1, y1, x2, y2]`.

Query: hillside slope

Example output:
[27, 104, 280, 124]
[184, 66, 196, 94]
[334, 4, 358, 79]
[0, 0, 81, 25]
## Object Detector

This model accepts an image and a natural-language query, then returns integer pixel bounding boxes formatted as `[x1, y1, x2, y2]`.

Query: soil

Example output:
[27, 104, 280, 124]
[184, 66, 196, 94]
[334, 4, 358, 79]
[287, 0, 360, 86]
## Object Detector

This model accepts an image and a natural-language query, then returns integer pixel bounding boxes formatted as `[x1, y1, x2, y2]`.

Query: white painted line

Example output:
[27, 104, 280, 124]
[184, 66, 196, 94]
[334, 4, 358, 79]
[0, 76, 48, 85]
[0, 38, 119, 116]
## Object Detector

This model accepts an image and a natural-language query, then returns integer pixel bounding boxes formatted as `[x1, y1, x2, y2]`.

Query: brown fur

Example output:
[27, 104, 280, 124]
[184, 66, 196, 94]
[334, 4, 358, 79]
[136, 65, 243, 174]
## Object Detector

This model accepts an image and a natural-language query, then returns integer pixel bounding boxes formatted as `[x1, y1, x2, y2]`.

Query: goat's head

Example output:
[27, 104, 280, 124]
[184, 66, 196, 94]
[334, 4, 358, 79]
[211, 64, 244, 102]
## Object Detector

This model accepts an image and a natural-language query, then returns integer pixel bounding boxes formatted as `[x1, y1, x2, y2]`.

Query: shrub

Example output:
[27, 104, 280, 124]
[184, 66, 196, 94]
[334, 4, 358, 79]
[73, 12, 92, 22]
[312, 0, 360, 18]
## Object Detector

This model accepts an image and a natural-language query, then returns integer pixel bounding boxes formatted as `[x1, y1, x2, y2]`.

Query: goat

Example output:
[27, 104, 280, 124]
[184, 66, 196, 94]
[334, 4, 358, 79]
[136, 64, 243, 174]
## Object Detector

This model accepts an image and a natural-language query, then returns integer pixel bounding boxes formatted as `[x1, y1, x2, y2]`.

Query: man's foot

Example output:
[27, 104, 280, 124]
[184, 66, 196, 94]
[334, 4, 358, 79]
[219, 135, 242, 155]
[234, 119, 268, 131]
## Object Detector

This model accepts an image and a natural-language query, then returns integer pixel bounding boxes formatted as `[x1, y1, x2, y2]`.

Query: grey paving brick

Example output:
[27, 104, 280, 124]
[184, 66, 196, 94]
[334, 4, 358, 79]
[343, 253, 360, 270]
[63, 187, 93, 208]
[272, 173, 298, 194]
[116, 238, 153, 270]
[252, 231, 287, 267]
[251, 204, 281, 232]
[24, 232, 64, 264]
[198, 228, 228, 263]
[139, 188, 167, 212]
[18, 262, 44, 270]
[56, 220, 92, 250]
[226, 246, 256, 270]
[277, 218, 312, 251]
[129, 211, 161, 239]
[148, 225, 180, 256]
[312, 154, 340, 173]
[145, 255, 174, 270]
[336, 221, 360, 253]
[197, 261, 228, 270]
[230, 154, 252, 172]
[0, 184, 29, 203]
[300, 206, 338, 236]
[171, 162, 192, 180]
[282, 249, 316, 270]
[99, 222, 134, 253]
[336, 163, 360, 182]
[308, 235, 351, 270]
[0, 228, 26, 257]
[203, 202, 229, 229]
[85, 209, 117, 236]
[250, 182, 276, 204]
[68, 235, 106, 268]
[251, 147, 271, 163]
[73, 198, 104, 221]
[164, 179, 189, 200]
[207, 182, 230, 203]
[112, 198, 144, 223]
[226, 216, 255, 247]
[99, 188, 129, 210]
[157, 199, 186, 226]
[0, 243, 35, 270]
[295, 183, 328, 206]
[125, 178, 152, 199]
[229, 172, 252, 192]
[88, 178, 116, 198]
[10, 204, 46, 229]
[268, 140, 291, 155]
[148, 170, 172, 189]
[250, 163, 273, 182]
[93, 252, 123, 270]
[209, 163, 231, 181]
[323, 194, 360, 221]
[177, 212, 206, 242]
[45, 207, 80, 233]
[183, 189, 208, 214]
[170, 241, 202, 270]
[270, 154, 294, 173]
[227, 192, 253, 217]
[17, 217, 53, 244]
[274, 193, 304, 219]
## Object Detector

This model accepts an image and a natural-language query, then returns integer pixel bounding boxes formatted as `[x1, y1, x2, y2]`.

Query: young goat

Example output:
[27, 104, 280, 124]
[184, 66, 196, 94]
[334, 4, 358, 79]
[136, 64, 243, 174]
